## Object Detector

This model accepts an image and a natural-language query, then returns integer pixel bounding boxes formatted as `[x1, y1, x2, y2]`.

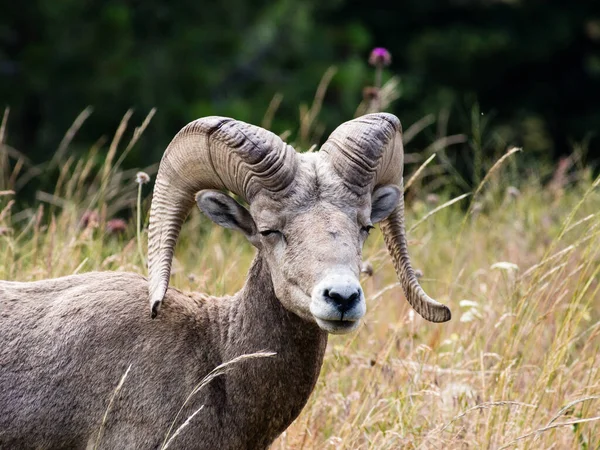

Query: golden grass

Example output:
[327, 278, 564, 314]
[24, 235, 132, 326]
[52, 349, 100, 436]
[273, 169, 600, 449]
[0, 110, 598, 449]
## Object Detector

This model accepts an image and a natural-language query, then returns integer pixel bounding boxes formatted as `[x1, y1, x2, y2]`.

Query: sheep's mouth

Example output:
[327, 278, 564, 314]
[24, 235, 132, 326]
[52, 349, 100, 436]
[314, 317, 360, 335]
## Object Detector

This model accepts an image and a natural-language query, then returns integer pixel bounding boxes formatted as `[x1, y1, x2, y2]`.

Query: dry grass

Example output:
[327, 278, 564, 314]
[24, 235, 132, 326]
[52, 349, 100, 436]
[0, 107, 599, 449]
[273, 173, 600, 449]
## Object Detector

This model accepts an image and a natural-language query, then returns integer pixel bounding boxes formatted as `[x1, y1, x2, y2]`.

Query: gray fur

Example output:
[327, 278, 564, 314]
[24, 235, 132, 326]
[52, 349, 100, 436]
[0, 264, 326, 449]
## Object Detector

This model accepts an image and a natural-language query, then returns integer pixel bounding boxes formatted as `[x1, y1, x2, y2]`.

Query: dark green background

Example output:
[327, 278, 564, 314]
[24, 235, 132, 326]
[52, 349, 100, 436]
[2, 0, 599, 175]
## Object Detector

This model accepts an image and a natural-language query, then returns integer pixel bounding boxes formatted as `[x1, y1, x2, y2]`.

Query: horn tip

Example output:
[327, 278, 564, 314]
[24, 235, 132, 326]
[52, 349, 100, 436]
[149, 287, 166, 318]
[431, 304, 452, 323]
[150, 299, 161, 319]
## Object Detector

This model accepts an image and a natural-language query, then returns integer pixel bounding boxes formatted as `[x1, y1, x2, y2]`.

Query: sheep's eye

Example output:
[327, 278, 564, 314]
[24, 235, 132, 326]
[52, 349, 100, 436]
[361, 225, 375, 235]
[260, 229, 280, 237]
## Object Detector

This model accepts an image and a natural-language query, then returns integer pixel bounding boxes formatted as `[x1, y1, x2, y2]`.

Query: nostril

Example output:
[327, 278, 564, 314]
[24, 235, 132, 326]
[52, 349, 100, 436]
[324, 287, 361, 311]
[347, 291, 359, 303]
[327, 289, 345, 304]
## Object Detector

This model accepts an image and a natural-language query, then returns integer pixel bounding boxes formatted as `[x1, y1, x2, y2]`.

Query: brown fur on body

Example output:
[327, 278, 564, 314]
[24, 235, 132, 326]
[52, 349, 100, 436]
[0, 258, 327, 450]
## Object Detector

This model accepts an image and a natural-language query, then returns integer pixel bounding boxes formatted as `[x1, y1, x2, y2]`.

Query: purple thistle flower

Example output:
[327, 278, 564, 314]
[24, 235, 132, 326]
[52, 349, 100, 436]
[369, 47, 392, 67]
[106, 218, 127, 235]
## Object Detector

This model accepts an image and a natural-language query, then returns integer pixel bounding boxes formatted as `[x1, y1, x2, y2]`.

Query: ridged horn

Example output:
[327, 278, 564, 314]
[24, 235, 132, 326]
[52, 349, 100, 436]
[321, 113, 451, 322]
[147, 117, 297, 318]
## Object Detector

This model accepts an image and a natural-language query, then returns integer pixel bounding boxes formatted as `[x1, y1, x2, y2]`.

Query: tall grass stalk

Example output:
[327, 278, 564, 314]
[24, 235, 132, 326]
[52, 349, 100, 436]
[160, 352, 276, 449]
[93, 364, 132, 450]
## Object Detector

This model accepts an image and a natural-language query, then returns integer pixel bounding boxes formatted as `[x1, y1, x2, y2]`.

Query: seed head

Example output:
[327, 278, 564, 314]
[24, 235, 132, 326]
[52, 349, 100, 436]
[361, 261, 374, 277]
[426, 193, 440, 205]
[506, 186, 521, 199]
[369, 47, 392, 67]
[136, 171, 150, 185]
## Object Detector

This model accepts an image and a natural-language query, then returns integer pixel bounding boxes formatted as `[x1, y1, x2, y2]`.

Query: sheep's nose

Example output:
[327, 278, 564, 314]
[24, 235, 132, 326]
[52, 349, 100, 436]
[310, 273, 366, 330]
[323, 286, 362, 313]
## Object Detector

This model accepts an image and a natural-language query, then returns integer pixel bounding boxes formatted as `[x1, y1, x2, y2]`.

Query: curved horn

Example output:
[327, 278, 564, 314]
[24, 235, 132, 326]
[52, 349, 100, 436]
[148, 117, 297, 317]
[321, 113, 451, 322]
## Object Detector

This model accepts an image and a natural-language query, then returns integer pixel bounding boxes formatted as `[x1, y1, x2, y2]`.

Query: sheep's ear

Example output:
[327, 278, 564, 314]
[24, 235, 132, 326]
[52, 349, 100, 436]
[196, 190, 258, 242]
[370, 185, 401, 223]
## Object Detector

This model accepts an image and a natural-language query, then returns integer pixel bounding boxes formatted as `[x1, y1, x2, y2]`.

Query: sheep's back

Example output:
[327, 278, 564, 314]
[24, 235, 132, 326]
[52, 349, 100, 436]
[0, 272, 219, 449]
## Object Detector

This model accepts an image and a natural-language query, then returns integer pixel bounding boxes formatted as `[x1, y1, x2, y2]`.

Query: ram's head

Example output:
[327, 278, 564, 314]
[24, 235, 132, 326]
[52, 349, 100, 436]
[147, 113, 451, 333]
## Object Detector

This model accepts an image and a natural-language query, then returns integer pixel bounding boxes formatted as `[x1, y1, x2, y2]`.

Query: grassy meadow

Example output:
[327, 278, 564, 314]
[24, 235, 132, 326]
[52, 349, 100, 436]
[0, 105, 599, 449]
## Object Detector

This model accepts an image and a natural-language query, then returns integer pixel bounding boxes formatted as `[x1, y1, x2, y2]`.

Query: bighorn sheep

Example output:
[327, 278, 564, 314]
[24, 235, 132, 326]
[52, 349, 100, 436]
[0, 113, 451, 449]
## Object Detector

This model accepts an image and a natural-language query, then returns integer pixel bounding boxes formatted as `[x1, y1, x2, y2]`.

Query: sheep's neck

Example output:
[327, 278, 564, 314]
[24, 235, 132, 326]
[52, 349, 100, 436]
[221, 254, 328, 447]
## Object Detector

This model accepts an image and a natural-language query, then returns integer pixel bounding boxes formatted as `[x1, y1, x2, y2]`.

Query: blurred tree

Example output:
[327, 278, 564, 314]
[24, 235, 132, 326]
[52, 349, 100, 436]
[334, 0, 600, 163]
[0, 0, 598, 196]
